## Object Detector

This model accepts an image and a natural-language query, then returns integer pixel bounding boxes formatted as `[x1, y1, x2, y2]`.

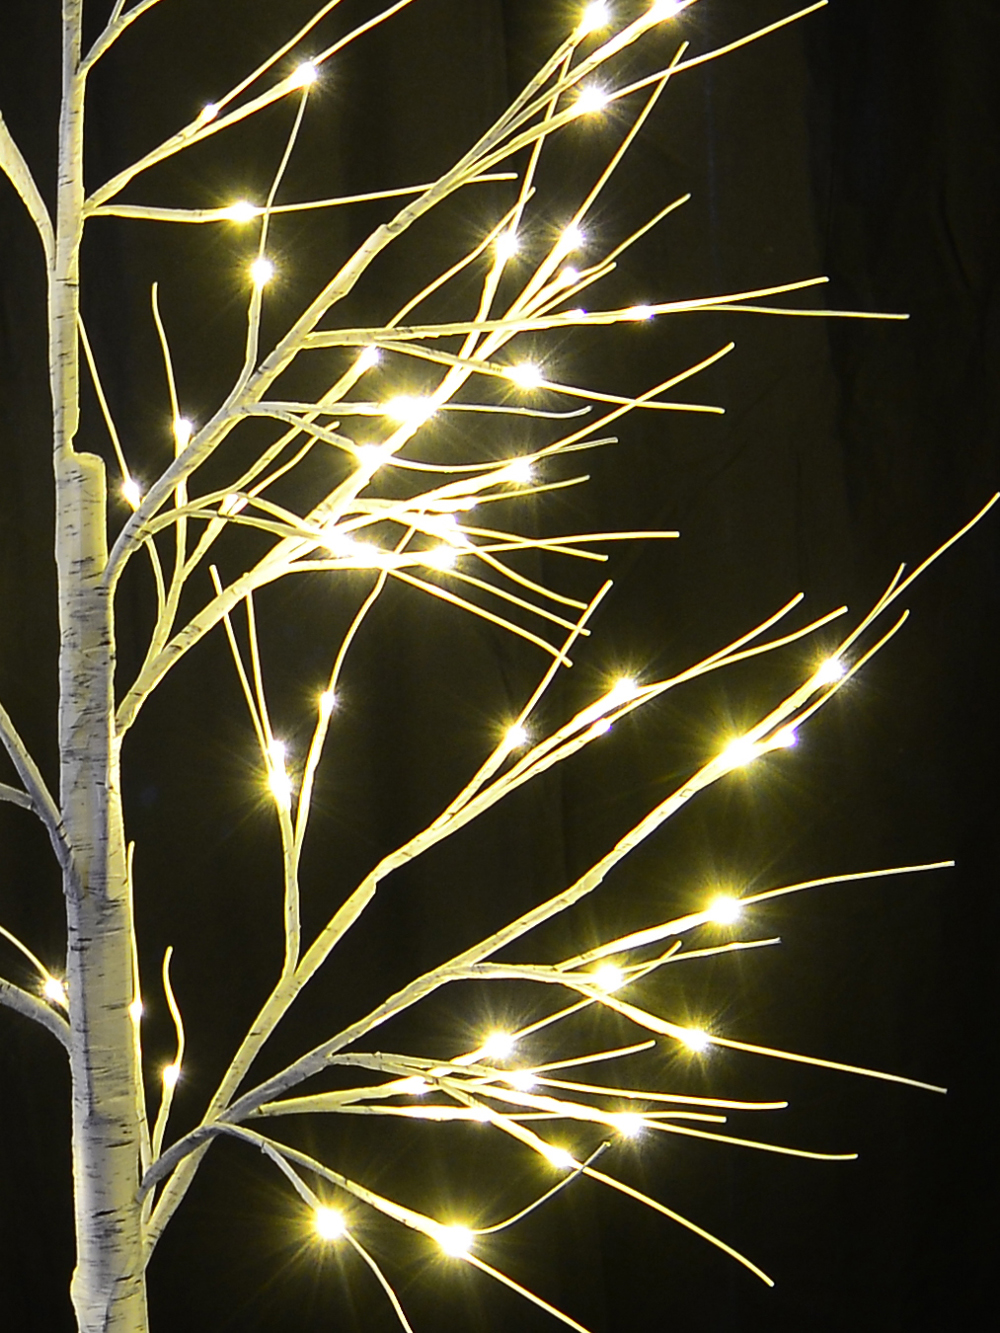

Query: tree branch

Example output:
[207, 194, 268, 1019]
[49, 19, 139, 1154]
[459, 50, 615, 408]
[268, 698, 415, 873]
[0, 109, 54, 267]
[0, 976, 71, 1050]
[0, 698, 73, 873]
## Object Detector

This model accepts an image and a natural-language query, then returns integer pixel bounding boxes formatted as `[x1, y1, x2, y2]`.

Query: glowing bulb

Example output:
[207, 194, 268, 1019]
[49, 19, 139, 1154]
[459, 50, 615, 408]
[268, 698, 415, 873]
[318, 690, 337, 720]
[173, 416, 194, 450]
[42, 976, 67, 1007]
[579, 2, 612, 34]
[497, 457, 534, 485]
[557, 265, 580, 288]
[438, 1226, 474, 1257]
[355, 345, 381, 371]
[495, 230, 519, 261]
[772, 726, 798, 749]
[121, 477, 142, 509]
[292, 60, 319, 88]
[198, 103, 218, 124]
[355, 444, 389, 472]
[268, 740, 291, 807]
[393, 1076, 429, 1096]
[576, 84, 610, 115]
[471, 1104, 492, 1122]
[222, 200, 259, 223]
[505, 723, 529, 749]
[592, 963, 624, 992]
[650, 0, 684, 19]
[268, 739, 287, 766]
[706, 895, 742, 925]
[506, 1069, 538, 1091]
[129, 997, 144, 1023]
[614, 1113, 644, 1138]
[626, 304, 655, 321]
[506, 362, 545, 390]
[162, 1062, 181, 1088]
[558, 223, 584, 254]
[606, 677, 639, 707]
[721, 736, 757, 768]
[589, 717, 613, 737]
[384, 395, 435, 425]
[424, 545, 458, 571]
[679, 1028, 711, 1053]
[541, 1144, 577, 1171]
[814, 656, 846, 686]
[314, 1207, 346, 1240]
[249, 256, 274, 288]
[481, 1031, 516, 1061]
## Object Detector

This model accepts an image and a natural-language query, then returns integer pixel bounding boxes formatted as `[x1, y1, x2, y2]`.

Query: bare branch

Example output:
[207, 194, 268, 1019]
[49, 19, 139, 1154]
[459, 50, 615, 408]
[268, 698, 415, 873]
[0, 109, 54, 266]
[0, 976, 70, 1050]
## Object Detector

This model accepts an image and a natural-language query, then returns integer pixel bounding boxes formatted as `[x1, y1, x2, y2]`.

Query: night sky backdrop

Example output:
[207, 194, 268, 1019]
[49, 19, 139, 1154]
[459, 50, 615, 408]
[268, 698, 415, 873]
[0, 2, 997, 1330]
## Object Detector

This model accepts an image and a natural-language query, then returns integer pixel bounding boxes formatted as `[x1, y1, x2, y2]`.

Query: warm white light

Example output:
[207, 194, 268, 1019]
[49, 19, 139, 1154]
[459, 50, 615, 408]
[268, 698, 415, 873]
[706, 894, 742, 925]
[42, 976, 67, 1007]
[438, 1226, 474, 1257]
[393, 1076, 429, 1096]
[173, 416, 194, 450]
[495, 230, 519, 261]
[355, 444, 389, 472]
[592, 962, 624, 992]
[772, 726, 798, 749]
[650, 0, 685, 19]
[579, 2, 612, 34]
[268, 740, 291, 807]
[292, 60, 319, 88]
[481, 1031, 516, 1061]
[558, 223, 584, 254]
[249, 256, 274, 288]
[318, 690, 337, 720]
[720, 736, 757, 768]
[506, 362, 545, 390]
[556, 265, 580, 288]
[198, 103, 218, 124]
[541, 1144, 577, 1171]
[424, 545, 458, 571]
[576, 84, 610, 115]
[497, 457, 534, 485]
[355, 345, 381, 371]
[606, 677, 640, 707]
[614, 1113, 644, 1138]
[220, 492, 247, 516]
[506, 1069, 538, 1091]
[626, 304, 655, 321]
[471, 1104, 493, 1122]
[384, 395, 435, 425]
[223, 200, 259, 223]
[590, 717, 613, 737]
[314, 1206, 346, 1240]
[505, 723, 529, 749]
[129, 997, 144, 1023]
[162, 1062, 181, 1088]
[679, 1028, 711, 1053]
[121, 477, 142, 509]
[814, 656, 846, 686]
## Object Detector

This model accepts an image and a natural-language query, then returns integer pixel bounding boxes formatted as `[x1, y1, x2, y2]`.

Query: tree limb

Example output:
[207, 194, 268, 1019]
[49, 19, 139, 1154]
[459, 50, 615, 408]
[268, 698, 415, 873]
[0, 977, 71, 1050]
[0, 109, 54, 267]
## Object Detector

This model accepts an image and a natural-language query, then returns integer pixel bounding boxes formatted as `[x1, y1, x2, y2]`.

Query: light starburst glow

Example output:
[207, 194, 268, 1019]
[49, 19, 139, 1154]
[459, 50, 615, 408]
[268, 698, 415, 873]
[162, 1062, 181, 1089]
[706, 894, 743, 925]
[314, 1206, 346, 1240]
[249, 256, 274, 288]
[579, 2, 612, 35]
[437, 1226, 474, 1257]
[480, 1031, 516, 1061]
[42, 976, 67, 1007]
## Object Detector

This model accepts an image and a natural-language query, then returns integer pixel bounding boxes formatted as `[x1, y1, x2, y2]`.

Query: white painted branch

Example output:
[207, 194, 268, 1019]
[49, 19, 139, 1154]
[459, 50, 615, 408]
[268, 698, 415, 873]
[0, 110, 55, 266]
[0, 976, 71, 1049]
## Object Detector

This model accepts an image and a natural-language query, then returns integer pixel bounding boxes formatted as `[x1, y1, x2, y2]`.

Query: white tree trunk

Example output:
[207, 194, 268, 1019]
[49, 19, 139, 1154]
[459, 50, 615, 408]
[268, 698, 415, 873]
[57, 454, 148, 1332]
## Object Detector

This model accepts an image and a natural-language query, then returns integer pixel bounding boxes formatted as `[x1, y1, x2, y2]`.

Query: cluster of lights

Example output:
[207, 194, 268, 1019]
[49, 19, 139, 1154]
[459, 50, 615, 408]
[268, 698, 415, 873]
[556, 223, 585, 256]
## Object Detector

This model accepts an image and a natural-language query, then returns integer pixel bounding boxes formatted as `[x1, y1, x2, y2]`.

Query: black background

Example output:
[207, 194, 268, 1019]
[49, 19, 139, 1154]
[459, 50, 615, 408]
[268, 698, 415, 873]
[1, 2, 997, 1330]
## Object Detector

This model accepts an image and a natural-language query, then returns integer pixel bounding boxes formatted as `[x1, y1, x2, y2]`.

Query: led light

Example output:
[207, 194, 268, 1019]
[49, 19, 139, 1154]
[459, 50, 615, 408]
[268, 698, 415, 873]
[614, 1113, 644, 1138]
[650, 0, 685, 19]
[292, 60, 319, 88]
[721, 736, 757, 768]
[220, 493, 247, 516]
[424, 545, 458, 571]
[249, 256, 274, 288]
[481, 1031, 515, 1061]
[355, 345, 381, 371]
[318, 690, 337, 720]
[314, 1206, 346, 1240]
[121, 477, 142, 509]
[679, 1028, 711, 1053]
[590, 717, 613, 737]
[42, 976, 67, 1007]
[557, 265, 580, 288]
[541, 1144, 577, 1170]
[772, 726, 798, 749]
[606, 677, 639, 707]
[129, 997, 144, 1023]
[495, 230, 519, 261]
[592, 963, 624, 992]
[579, 2, 612, 34]
[506, 362, 545, 390]
[504, 723, 529, 749]
[814, 656, 846, 686]
[626, 304, 655, 321]
[268, 739, 287, 766]
[506, 1069, 538, 1091]
[497, 457, 534, 485]
[393, 1076, 429, 1096]
[471, 1104, 492, 1121]
[438, 1226, 474, 1257]
[222, 200, 259, 223]
[162, 1062, 181, 1088]
[268, 740, 291, 807]
[706, 894, 742, 925]
[384, 395, 435, 425]
[355, 444, 389, 472]
[173, 416, 194, 450]
[558, 223, 584, 254]
[576, 84, 610, 115]
[198, 103, 218, 124]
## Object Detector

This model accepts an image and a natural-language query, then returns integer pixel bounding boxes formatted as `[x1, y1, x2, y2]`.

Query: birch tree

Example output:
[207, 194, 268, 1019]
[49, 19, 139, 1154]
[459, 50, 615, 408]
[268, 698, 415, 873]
[0, 2, 994, 1330]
